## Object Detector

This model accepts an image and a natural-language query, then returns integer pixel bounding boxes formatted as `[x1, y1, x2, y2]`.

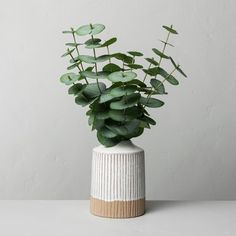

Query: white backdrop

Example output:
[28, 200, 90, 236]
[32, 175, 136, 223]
[0, 0, 235, 199]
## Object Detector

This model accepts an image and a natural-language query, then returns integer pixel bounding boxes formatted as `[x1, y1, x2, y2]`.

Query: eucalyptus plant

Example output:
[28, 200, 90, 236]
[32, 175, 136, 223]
[60, 23, 187, 147]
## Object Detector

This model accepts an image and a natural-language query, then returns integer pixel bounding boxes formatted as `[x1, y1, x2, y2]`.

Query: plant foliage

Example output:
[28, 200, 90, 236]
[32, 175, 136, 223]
[60, 23, 187, 147]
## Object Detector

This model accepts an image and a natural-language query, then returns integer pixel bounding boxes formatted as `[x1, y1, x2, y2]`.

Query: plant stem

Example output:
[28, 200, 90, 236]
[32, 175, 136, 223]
[144, 67, 177, 108]
[91, 35, 102, 93]
[143, 63, 152, 82]
[68, 50, 88, 84]
[143, 29, 172, 106]
[71, 28, 85, 71]
[159, 30, 171, 65]
[106, 46, 111, 63]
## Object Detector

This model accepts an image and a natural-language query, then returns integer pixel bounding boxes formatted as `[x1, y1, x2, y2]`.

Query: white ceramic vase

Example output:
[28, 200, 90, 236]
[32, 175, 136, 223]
[90, 140, 145, 218]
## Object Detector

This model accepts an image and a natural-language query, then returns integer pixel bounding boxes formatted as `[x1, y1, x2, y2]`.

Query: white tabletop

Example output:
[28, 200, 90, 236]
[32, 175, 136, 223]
[0, 201, 235, 236]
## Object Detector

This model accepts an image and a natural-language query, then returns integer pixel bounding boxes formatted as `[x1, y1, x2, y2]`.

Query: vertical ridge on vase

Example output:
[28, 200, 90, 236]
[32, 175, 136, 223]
[90, 141, 145, 218]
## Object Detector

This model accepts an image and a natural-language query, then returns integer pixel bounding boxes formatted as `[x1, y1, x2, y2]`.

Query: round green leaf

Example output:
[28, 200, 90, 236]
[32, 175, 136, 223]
[103, 63, 121, 73]
[68, 83, 84, 95]
[96, 55, 111, 63]
[108, 71, 137, 83]
[83, 82, 106, 98]
[60, 73, 80, 85]
[110, 93, 141, 110]
[97, 131, 119, 147]
[76, 24, 105, 36]
[99, 91, 114, 103]
[110, 85, 137, 97]
[125, 64, 143, 69]
[76, 55, 95, 64]
[109, 106, 140, 122]
[100, 37, 117, 47]
[99, 127, 117, 138]
[85, 38, 101, 45]
[145, 58, 159, 66]
[139, 97, 164, 108]
[126, 79, 147, 88]
[139, 115, 156, 125]
[150, 79, 166, 94]
[75, 93, 90, 106]
[80, 71, 108, 79]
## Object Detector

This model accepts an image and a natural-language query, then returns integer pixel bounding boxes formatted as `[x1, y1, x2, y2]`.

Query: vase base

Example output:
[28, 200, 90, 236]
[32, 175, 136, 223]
[90, 197, 145, 218]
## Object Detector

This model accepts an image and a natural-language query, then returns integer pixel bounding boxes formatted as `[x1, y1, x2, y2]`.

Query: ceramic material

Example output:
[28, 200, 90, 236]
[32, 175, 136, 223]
[90, 140, 145, 218]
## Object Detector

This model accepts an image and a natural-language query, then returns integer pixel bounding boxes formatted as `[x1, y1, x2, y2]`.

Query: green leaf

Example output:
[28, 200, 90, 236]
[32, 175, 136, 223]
[67, 62, 81, 70]
[160, 40, 174, 47]
[110, 93, 141, 110]
[83, 82, 106, 98]
[170, 58, 187, 78]
[112, 53, 133, 64]
[75, 93, 90, 106]
[65, 42, 82, 47]
[162, 25, 178, 34]
[99, 91, 114, 103]
[170, 57, 177, 68]
[143, 67, 160, 76]
[125, 64, 143, 69]
[96, 111, 110, 120]
[152, 48, 169, 59]
[85, 38, 101, 45]
[96, 55, 111, 63]
[157, 67, 179, 85]
[62, 30, 73, 34]
[103, 63, 121, 73]
[97, 131, 119, 147]
[100, 37, 117, 47]
[76, 55, 95, 64]
[88, 113, 95, 126]
[85, 44, 101, 49]
[109, 106, 140, 122]
[80, 71, 108, 79]
[60, 73, 80, 85]
[84, 38, 101, 49]
[139, 115, 156, 125]
[108, 71, 137, 83]
[61, 48, 75, 57]
[92, 118, 104, 131]
[127, 51, 143, 57]
[106, 120, 141, 138]
[75, 24, 105, 36]
[68, 83, 84, 95]
[145, 57, 159, 66]
[99, 127, 117, 138]
[150, 79, 166, 94]
[124, 127, 144, 139]
[139, 97, 164, 108]
[176, 66, 187, 78]
[110, 85, 137, 97]
[126, 79, 147, 87]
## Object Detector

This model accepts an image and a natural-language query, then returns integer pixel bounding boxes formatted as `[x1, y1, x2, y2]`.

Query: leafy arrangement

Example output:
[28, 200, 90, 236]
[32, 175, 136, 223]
[60, 23, 187, 147]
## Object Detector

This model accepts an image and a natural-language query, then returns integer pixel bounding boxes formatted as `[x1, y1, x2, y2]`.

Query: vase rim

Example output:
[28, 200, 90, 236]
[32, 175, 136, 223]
[94, 139, 143, 154]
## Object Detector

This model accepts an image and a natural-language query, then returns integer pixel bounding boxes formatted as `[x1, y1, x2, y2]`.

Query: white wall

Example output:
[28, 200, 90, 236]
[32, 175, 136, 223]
[0, 0, 235, 200]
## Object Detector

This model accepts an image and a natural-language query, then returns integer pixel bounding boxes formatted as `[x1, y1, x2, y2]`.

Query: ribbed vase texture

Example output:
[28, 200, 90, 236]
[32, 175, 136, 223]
[90, 141, 145, 218]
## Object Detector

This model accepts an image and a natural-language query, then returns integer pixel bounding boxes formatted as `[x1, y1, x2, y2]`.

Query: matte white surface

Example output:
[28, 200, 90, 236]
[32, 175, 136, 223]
[0, 201, 235, 236]
[91, 141, 145, 201]
[0, 0, 236, 200]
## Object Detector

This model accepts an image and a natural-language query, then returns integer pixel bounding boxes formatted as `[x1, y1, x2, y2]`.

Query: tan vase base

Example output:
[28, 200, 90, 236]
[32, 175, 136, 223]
[90, 197, 145, 218]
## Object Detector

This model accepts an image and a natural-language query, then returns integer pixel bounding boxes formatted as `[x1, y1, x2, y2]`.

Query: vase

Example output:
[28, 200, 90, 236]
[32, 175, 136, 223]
[90, 140, 145, 218]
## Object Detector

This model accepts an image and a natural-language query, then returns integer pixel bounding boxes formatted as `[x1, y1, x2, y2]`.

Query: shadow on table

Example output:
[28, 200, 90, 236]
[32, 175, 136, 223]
[145, 201, 193, 214]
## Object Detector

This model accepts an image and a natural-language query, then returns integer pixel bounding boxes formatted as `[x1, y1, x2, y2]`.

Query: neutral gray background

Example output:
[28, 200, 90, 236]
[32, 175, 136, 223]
[0, 0, 235, 200]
